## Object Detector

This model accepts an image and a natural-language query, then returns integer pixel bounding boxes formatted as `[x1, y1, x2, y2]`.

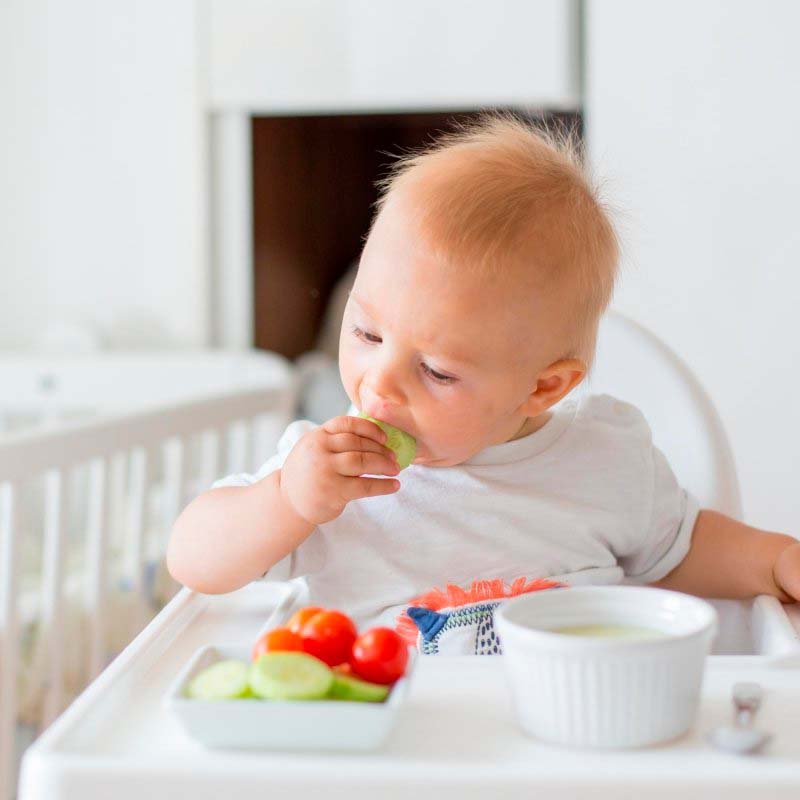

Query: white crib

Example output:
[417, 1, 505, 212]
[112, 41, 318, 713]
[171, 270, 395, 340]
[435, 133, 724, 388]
[0, 350, 298, 800]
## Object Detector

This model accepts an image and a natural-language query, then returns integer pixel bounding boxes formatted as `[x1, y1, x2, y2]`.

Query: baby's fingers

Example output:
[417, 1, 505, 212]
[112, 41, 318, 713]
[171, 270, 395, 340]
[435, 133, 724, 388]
[322, 414, 387, 446]
[327, 432, 396, 462]
[333, 450, 399, 478]
[343, 476, 401, 501]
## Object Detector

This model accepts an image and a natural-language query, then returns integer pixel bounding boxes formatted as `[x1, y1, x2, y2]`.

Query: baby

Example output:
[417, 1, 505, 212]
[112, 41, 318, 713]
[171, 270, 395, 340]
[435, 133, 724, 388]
[167, 114, 800, 630]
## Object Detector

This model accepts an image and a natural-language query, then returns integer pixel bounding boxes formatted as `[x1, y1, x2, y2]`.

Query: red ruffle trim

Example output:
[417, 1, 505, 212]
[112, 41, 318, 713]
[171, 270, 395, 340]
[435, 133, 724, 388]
[395, 577, 565, 646]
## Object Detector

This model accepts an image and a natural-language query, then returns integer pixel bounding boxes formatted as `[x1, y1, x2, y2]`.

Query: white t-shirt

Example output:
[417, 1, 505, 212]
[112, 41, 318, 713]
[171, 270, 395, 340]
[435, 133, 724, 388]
[214, 394, 698, 629]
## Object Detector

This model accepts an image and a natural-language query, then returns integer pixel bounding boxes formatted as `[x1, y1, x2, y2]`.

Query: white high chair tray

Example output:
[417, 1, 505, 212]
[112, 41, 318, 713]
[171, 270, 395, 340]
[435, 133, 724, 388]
[19, 583, 800, 800]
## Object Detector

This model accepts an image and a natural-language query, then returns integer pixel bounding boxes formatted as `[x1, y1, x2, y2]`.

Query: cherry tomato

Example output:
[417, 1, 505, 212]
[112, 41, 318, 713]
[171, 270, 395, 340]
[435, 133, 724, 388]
[286, 606, 324, 635]
[300, 610, 358, 667]
[251, 627, 303, 661]
[349, 627, 409, 685]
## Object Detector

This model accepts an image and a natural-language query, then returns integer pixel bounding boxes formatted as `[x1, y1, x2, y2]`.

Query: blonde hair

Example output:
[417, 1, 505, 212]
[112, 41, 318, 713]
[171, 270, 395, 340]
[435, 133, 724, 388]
[371, 112, 620, 364]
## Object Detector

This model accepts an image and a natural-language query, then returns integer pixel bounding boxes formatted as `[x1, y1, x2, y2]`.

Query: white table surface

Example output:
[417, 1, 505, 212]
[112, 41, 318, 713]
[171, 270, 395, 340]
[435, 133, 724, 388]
[19, 584, 800, 800]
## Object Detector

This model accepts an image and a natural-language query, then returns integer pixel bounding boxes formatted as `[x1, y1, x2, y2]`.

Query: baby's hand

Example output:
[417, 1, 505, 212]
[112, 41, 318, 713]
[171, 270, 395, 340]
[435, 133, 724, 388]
[774, 542, 800, 602]
[279, 415, 401, 526]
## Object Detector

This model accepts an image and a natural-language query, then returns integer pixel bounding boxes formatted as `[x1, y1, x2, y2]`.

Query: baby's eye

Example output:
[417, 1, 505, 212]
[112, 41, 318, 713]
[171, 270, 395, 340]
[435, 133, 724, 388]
[421, 362, 456, 385]
[351, 325, 381, 344]
[351, 325, 457, 385]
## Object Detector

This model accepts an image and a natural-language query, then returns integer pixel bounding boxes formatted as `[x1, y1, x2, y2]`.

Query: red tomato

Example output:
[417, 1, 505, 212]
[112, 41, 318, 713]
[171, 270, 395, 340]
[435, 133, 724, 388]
[300, 610, 358, 667]
[349, 627, 409, 685]
[286, 606, 324, 635]
[251, 627, 303, 661]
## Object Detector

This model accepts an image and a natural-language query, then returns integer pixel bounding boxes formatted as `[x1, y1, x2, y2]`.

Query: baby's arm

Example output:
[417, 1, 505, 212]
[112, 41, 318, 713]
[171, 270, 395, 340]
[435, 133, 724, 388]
[167, 470, 314, 594]
[167, 415, 400, 594]
[650, 509, 800, 601]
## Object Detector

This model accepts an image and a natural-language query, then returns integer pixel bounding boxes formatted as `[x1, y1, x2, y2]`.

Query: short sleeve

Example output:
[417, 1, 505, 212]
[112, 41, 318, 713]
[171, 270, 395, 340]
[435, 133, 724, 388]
[210, 419, 318, 582]
[211, 419, 317, 489]
[619, 444, 700, 584]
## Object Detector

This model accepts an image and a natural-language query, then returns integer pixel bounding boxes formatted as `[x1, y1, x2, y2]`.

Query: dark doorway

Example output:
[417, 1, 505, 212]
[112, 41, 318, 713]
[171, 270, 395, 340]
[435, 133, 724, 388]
[251, 109, 581, 360]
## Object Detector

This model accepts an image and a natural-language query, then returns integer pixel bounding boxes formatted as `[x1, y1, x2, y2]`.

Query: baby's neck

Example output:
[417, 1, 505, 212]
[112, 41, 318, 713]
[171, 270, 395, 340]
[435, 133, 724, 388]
[507, 412, 552, 443]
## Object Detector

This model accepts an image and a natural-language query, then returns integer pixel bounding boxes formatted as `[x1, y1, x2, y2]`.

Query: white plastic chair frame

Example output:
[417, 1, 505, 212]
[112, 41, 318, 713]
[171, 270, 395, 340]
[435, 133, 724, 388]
[589, 309, 743, 518]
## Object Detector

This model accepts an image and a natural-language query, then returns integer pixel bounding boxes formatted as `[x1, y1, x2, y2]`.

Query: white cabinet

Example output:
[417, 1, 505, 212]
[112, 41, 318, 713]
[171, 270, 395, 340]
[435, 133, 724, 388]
[205, 0, 579, 112]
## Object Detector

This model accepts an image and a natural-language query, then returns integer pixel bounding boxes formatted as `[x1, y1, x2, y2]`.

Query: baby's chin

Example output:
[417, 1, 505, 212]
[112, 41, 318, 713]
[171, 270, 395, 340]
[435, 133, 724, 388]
[410, 442, 471, 468]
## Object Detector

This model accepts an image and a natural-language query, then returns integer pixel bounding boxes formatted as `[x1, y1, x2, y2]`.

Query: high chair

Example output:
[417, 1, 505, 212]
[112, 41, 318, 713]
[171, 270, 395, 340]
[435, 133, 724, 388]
[17, 312, 800, 800]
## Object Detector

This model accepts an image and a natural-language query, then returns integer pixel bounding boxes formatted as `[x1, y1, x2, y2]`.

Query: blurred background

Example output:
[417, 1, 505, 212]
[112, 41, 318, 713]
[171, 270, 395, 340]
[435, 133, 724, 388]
[2, 2, 800, 794]
[1, 0, 799, 533]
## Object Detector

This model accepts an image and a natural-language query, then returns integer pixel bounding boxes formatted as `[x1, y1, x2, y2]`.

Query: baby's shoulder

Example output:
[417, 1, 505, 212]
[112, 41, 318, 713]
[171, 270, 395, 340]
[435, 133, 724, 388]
[577, 393, 650, 427]
[570, 393, 655, 450]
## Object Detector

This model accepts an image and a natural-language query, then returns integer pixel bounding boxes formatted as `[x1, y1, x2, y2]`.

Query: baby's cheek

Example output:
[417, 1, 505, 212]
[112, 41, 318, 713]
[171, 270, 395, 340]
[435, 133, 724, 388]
[337, 356, 360, 408]
[429, 407, 486, 451]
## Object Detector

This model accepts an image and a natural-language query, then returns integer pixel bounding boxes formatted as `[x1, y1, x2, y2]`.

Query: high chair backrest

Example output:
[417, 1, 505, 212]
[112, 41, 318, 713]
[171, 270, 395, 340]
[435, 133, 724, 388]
[577, 309, 743, 519]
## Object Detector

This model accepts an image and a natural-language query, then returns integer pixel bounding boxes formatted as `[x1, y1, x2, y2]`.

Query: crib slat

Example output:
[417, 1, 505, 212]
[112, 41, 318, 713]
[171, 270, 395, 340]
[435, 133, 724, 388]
[85, 458, 111, 681]
[127, 447, 150, 630]
[252, 412, 280, 471]
[199, 429, 219, 490]
[110, 451, 127, 552]
[218, 424, 231, 478]
[229, 419, 251, 473]
[40, 469, 67, 727]
[0, 482, 19, 800]
[241, 419, 253, 473]
[162, 437, 185, 558]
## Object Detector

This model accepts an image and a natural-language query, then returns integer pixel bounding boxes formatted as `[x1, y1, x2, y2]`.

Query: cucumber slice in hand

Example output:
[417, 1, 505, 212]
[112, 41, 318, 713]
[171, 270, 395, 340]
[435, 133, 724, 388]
[186, 659, 250, 700]
[249, 652, 334, 700]
[358, 412, 417, 469]
[328, 672, 391, 702]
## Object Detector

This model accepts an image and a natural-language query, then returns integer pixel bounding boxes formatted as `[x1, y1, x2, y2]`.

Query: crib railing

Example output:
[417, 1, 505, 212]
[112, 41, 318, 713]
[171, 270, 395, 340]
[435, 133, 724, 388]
[0, 382, 296, 800]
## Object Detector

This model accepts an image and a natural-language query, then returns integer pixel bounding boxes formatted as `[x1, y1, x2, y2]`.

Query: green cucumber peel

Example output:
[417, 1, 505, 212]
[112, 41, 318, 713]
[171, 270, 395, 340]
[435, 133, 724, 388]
[328, 672, 391, 702]
[358, 412, 417, 469]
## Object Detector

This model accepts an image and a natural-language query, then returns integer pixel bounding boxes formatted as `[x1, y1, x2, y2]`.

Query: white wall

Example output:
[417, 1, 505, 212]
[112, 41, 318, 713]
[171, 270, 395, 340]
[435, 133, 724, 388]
[0, 0, 207, 351]
[586, 0, 800, 534]
[206, 0, 578, 112]
[4, 0, 797, 534]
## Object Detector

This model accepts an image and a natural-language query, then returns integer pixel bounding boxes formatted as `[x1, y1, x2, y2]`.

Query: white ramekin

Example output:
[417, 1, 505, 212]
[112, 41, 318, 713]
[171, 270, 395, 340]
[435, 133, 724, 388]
[494, 586, 718, 749]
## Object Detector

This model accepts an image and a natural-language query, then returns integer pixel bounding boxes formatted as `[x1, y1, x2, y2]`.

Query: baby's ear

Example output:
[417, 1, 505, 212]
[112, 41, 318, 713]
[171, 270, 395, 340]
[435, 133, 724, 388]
[524, 358, 586, 415]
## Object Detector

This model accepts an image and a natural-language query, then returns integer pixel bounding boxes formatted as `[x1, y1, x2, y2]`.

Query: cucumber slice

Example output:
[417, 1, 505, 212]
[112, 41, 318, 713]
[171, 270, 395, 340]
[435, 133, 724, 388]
[186, 659, 250, 700]
[249, 652, 334, 700]
[328, 672, 391, 703]
[359, 413, 417, 469]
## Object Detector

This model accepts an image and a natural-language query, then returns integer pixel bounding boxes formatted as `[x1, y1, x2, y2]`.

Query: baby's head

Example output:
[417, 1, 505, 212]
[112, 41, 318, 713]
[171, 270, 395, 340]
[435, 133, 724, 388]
[339, 113, 619, 467]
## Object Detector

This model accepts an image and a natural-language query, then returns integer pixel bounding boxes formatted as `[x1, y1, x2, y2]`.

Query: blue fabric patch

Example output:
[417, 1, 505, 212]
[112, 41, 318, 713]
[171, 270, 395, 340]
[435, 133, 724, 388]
[406, 607, 448, 641]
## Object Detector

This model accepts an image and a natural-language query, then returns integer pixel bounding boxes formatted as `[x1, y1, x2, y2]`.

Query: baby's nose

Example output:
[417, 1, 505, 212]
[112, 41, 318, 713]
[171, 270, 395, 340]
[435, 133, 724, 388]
[362, 387, 401, 416]
[362, 374, 404, 413]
